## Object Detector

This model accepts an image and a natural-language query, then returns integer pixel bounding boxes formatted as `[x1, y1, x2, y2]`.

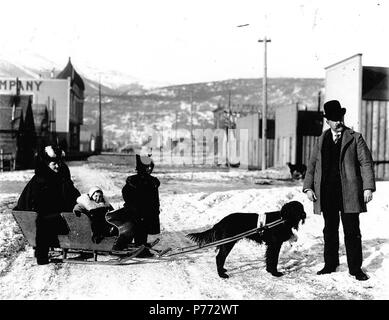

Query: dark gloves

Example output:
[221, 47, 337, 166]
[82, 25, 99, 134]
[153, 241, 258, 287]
[92, 234, 104, 244]
[73, 204, 86, 217]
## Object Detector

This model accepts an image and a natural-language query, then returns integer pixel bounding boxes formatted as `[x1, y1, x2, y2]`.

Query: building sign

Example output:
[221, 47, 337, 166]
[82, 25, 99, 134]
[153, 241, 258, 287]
[0, 80, 43, 91]
[0, 77, 70, 132]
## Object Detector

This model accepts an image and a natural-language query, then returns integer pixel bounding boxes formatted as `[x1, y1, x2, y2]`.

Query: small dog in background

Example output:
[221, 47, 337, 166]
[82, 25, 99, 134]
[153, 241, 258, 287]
[286, 162, 307, 180]
[186, 201, 306, 279]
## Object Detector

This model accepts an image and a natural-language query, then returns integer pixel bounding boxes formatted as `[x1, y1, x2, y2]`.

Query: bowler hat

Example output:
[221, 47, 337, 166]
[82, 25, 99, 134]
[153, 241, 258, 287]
[323, 100, 346, 121]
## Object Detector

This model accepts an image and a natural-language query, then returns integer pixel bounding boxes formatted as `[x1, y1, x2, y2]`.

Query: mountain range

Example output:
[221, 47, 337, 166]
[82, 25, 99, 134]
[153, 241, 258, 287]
[0, 54, 324, 150]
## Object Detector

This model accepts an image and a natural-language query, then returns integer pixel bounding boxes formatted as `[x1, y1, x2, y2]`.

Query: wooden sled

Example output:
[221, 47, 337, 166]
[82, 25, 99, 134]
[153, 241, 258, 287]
[12, 210, 164, 265]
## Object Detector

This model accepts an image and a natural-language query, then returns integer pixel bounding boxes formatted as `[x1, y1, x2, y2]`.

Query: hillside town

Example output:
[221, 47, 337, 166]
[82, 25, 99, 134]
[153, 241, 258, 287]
[1, 54, 388, 179]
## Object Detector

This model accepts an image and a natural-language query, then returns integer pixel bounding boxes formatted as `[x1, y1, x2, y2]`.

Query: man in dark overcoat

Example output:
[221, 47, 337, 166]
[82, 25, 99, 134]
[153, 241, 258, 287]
[119, 154, 161, 257]
[303, 100, 375, 281]
[16, 145, 80, 265]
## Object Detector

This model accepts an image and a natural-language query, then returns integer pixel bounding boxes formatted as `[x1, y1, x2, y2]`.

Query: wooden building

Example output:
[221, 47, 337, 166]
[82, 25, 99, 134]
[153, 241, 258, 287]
[56, 58, 85, 153]
[325, 54, 389, 179]
[212, 103, 258, 129]
[0, 58, 85, 169]
[360, 66, 389, 179]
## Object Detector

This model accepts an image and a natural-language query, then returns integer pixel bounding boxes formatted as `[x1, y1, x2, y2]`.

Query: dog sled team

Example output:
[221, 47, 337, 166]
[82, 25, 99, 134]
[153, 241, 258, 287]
[13, 100, 375, 281]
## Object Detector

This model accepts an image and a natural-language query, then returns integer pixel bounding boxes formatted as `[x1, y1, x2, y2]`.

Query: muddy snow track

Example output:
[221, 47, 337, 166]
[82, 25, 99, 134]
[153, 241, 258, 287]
[0, 164, 388, 299]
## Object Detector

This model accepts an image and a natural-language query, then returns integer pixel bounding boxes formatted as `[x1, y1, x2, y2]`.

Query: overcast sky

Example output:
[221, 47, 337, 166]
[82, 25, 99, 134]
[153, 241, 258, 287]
[0, 0, 388, 85]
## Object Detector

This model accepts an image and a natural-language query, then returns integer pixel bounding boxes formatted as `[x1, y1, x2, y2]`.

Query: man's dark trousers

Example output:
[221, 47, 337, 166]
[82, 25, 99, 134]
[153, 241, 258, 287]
[322, 203, 363, 274]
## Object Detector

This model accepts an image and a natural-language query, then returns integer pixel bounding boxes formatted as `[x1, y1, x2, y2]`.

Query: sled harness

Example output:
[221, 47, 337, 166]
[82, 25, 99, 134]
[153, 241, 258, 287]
[160, 218, 285, 257]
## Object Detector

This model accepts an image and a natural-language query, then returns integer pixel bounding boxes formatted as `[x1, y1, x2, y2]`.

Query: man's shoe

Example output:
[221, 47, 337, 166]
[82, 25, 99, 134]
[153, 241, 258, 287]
[351, 270, 369, 281]
[317, 266, 337, 275]
[36, 258, 49, 265]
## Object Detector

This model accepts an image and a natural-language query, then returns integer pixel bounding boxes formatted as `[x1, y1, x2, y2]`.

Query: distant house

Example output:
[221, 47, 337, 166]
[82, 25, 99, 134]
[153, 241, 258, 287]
[0, 58, 85, 169]
[274, 104, 323, 167]
[325, 54, 389, 179]
[79, 130, 95, 152]
[212, 103, 258, 129]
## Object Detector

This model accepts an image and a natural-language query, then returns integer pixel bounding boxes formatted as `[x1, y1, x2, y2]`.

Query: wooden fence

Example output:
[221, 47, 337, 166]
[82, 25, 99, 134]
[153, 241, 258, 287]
[275, 135, 318, 167]
[142, 132, 275, 169]
[361, 100, 389, 179]
[247, 138, 275, 169]
[301, 136, 319, 167]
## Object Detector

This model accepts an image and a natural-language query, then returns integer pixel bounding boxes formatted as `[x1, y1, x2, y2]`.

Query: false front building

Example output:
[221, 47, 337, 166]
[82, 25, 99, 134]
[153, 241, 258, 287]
[0, 58, 85, 168]
[0, 59, 85, 168]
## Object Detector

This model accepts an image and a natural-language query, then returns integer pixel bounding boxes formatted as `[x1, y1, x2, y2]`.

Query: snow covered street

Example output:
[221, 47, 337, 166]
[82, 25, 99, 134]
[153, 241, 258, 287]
[0, 163, 388, 299]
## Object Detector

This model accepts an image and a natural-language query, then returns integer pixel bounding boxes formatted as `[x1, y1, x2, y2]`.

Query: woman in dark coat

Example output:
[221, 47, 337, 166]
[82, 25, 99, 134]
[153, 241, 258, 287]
[15, 145, 80, 265]
[117, 154, 160, 257]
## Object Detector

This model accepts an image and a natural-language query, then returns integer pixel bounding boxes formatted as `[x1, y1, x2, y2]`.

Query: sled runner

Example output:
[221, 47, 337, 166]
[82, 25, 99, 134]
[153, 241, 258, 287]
[12, 210, 165, 265]
[12, 209, 285, 263]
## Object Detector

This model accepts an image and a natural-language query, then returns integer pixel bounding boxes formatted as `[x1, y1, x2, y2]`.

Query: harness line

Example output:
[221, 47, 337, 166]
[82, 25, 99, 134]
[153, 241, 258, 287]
[162, 218, 285, 257]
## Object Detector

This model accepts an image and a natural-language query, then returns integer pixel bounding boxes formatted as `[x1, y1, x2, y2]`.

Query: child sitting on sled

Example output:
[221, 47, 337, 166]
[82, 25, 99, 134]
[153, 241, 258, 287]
[73, 186, 118, 243]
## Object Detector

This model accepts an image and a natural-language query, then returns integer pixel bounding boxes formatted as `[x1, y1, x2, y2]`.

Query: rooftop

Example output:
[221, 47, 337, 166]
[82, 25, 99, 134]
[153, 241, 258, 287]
[56, 58, 85, 91]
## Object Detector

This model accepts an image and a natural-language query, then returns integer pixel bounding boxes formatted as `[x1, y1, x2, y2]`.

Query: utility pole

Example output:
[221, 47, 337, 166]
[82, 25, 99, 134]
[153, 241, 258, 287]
[317, 90, 322, 112]
[98, 79, 103, 153]
[11, 77, 20, 132]
[190, 91, 194, 166]
[258, 37, 271, 171]
[175, 109, 178, 140]
[226, 89, 232, 167]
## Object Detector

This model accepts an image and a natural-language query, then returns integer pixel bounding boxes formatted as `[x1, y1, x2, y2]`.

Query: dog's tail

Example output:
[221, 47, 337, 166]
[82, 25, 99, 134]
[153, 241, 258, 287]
[186, 227, 218, 246]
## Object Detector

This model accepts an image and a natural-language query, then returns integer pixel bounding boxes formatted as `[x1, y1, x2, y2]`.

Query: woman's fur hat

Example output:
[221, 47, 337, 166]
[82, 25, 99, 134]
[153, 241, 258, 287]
[42, 145, 65, 163]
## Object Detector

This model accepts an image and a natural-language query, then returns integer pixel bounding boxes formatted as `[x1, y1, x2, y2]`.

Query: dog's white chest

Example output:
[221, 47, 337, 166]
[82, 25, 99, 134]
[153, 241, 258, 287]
[257, 212, 266, 228]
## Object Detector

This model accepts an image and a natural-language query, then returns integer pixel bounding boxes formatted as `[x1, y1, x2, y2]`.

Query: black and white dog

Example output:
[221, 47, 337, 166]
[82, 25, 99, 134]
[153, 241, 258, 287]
[286, 162, 307, 180]
[186, 201, 306, 278]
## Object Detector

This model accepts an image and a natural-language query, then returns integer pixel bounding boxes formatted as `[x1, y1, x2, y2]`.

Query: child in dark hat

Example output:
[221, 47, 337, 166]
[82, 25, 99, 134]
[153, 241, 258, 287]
[107, 154, 160, 256]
